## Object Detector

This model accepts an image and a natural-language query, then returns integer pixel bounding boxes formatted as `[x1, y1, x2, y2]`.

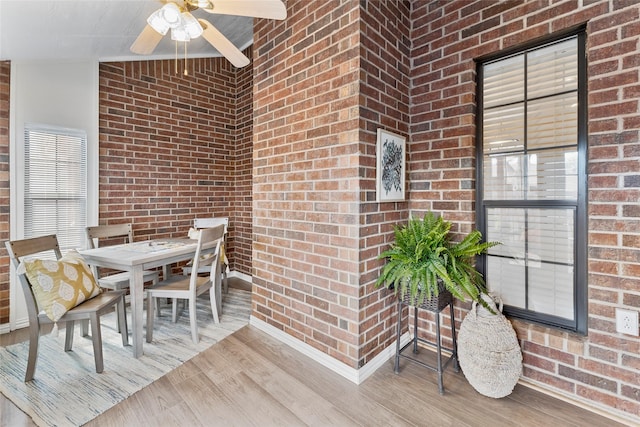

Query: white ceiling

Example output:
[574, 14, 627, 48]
[0, 0, 254, 62]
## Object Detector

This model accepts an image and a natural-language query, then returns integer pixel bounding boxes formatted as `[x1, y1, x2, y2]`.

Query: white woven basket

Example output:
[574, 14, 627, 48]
[458, 294, 522, 398]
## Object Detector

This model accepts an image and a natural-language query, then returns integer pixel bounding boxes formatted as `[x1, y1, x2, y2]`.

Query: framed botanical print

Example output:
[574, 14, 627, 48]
[376, 128, 406, 202]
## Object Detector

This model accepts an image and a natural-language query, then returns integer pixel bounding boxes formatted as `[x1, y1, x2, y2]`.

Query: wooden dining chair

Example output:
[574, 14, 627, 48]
[86, 223, 161, 331]
[86, 223, 161, 291]
[182, 217, 229, 294]
[5, 234, 129, 381]
[146, 225, 224, 344]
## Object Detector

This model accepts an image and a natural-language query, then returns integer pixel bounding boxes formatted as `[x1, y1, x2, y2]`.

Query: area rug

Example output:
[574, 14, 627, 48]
[0, 288, 251, 427]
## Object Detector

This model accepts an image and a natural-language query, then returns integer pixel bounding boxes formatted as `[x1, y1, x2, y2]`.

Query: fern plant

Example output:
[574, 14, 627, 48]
[376, 212, 500, 308]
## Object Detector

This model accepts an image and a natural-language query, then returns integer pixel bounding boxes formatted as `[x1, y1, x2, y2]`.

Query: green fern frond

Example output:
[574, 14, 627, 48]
[376, 212, 501, 307]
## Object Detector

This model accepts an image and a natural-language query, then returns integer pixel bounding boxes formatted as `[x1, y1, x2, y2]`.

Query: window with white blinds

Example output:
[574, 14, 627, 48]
[24, 124, 88, 252]
[477, 32, 587, 333]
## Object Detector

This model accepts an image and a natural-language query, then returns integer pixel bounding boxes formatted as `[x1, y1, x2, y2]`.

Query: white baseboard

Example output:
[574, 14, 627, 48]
[518, 378, 638, 426]
[227, 270, 252, 283]
[0, 318, 28, 335]
[357, 332, 411, 383]
[249, 315, 410, 384]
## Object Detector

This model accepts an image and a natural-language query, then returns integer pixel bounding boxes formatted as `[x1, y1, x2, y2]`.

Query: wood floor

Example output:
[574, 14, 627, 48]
[1, 279, 628, 427]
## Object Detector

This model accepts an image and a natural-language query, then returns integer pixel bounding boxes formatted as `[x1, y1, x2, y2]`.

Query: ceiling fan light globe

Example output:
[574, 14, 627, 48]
[182, 12, 204, 39]
[147, 10, 170, 35]
[161, 3, 183, 29]
[171, 27, 190, 42]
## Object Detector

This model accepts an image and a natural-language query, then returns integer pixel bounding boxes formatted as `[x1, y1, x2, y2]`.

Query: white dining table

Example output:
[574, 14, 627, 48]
[79, 238, 199, 358]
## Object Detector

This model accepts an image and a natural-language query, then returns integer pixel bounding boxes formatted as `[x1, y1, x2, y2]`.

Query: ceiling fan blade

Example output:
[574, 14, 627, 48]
[203, 0, 286, 20]
[198, 19, 250, 68]
[130, 24, 164, 55]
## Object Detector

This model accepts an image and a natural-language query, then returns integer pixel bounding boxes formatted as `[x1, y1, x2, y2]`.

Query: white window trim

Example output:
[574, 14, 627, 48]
[7, 60, 99, 331]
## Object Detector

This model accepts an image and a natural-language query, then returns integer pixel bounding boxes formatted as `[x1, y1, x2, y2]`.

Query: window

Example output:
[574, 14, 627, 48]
[477, 31, 587, 333]
[24, 124, 88, 251]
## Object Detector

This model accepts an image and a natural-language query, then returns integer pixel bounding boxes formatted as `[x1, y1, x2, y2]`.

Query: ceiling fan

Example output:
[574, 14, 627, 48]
[130, 0, 286, 68]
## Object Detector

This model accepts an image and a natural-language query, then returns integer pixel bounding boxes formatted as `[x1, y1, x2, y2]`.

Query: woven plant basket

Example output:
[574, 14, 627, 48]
[457, 293, 522, 398]
[399, 280, 452, 311]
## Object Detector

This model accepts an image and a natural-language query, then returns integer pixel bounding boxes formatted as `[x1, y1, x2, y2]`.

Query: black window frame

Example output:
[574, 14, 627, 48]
[476, 27, 588, 334]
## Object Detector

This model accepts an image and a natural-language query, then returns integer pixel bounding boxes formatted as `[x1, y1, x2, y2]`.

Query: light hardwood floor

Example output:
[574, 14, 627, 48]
[1, 279, 629, 427]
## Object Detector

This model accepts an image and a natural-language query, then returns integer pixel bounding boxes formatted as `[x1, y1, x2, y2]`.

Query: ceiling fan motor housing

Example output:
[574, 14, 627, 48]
[130, 0, 287, 68]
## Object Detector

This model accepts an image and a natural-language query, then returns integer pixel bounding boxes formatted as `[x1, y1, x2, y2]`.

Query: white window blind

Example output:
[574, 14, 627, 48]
[24, 124, 88, 251]
[479, 33, 586, 332]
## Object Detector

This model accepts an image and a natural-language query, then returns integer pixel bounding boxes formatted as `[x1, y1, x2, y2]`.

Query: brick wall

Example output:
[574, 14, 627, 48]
[252, 0, 366, 367]
[410, 0, 640, 421]
[233, 50, 254, 274]
[0, 62, 10, 324]
[359, 1, 412, 366]
[98, 56, 252, 275]
[252, 0, 413, 369]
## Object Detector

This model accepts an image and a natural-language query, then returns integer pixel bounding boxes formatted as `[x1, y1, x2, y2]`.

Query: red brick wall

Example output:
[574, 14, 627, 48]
[253, 0, 364, 367]
[410, 0, 640, 421]
[99, 56, 252, 276]
[233, 50, 254, 274]
[359, 1, 412, 365]
[252, 0, 411, 368]
[0, 62, 10, 324]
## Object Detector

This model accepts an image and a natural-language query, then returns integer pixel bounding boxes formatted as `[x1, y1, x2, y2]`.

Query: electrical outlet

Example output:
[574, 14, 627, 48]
[615, 308, 639, 336]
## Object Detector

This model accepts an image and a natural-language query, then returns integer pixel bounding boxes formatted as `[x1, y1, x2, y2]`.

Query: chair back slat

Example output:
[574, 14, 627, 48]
[188, 225, 224, 293]
[194, 217, 229, 268]
[6, 234, 62, 261]
[194, 217, 228, 234]
[5, 234, 63, 323]
[86, 223, 134, 249]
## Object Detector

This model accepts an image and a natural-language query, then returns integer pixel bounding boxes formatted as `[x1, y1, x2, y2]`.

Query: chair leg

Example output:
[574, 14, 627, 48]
[114, 305, 121, 333]
[171, 298, 178, 322]
[80, 319, 89, 337]
[64, 320, 75, 351]
[215, 273, 223, 316]
[209, 286, 220, 324]
[117, 294, 129, 346]
[24, 322, 40, 382]
[151, 277, 161, 318]
[222, 268, 228, 294]
[90, 314, 104, 373]
[146, 295, 154, 343]
[189, 297, 199, 344]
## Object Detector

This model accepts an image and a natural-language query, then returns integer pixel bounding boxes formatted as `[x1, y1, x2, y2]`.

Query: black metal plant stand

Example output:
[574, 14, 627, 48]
[394, 290, 459, 395]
